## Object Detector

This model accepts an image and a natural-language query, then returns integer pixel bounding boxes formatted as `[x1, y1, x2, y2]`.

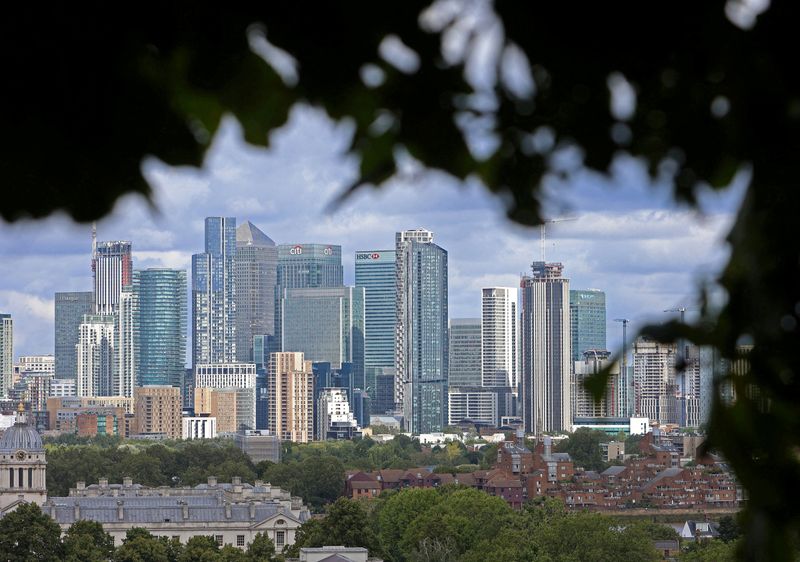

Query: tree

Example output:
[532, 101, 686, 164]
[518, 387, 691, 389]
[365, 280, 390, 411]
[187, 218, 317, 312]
[680, 540, 739, 562]
[113, 528, 171, 562]
[7, 2, 800, 556]
[0, 502, 64, 562]
[717, 515, 742, 543]
[177, 536, 220, 562]
[555, 428, 609, 472]
[378, 488, 442, 562]
[245, 532, 277, 562]
[63, 520, 115, 562]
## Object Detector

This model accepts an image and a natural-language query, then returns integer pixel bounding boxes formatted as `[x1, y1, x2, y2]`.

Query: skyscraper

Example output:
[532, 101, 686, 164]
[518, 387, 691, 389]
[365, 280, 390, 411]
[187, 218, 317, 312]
[569, 289, 606, 362]
[54, 291, 93, 379]
[355, 249, 396, 398]
[573, 350, 620, 418]
[633, 337, 678, 425]
[481, 287, 518, 388]
[277, 244, 343, 289]
[396, 230, 448, 434]
[268, 352, 314, 443]
[76, 314, 115, 397]
[448, 318, 481, 387]
[137, 269, 187, 388]
[235, 221, 277, 362]
[280, 286, 365, 389]
[0, 314, 12, 398]
[92, 240, 133, 315]
[192, 217, 237, 366]
[115, 283, 139, 397]
[521, 261, 571, 434]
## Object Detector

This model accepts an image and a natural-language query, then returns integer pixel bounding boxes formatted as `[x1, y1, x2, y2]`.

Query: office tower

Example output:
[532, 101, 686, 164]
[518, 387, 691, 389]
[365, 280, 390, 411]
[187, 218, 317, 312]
[396, 229, 449, 434]
[268, 352, 314, 443]
[448, 319, 481, 387]
[76, 314, 115, 397]
[280, 286, 365, 389]
[633, 337, 678, 425]
[192, 217, 237, 367]
[317, 388, 361, 440]
[569, 289, 606, 362]
[277, 244, 343, 289]
[235, 221, 277, 362]
[372, 369, 396, 415]
[448, 388, 498, 426]
[133, 385, 182, 439]
[481, 287, 519, 388]
[355, 249, 396, 398]
[0, 314, 11, 397]
[573, 350, 620, 418]
[681, 345, 716, 428]
[55, 292, 93, 379]
[137, 269, 187, 388]
[520, 261, 571, 434]
[115, 283, 139, 397]
[93, 240, 133, 315]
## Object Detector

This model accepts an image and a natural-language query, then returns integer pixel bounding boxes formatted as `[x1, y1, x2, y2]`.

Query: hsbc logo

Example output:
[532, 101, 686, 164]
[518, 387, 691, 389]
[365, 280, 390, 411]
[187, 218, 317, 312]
[289, 245, 303, 255]
[356, 252, 381, 260]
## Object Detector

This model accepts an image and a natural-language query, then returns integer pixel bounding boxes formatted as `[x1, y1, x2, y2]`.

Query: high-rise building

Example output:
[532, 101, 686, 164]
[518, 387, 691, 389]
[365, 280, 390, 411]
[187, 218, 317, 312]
[16, 356, 54, 375]
[192, 217, 237, 367]
[76, 314, 115, 397]
[481, 287, 519, 388]
[0, 314, 12, 398]
[268, 352, 314, 443]
[194, 387, 255, 432]
[396, 230, 448, 434]
[316, 388, 361, 440]
[521, 261, 571, 434]
[137, 269, 187, 388]
[235, 221, 277, 362]
[354, 249, 396, 399]
[680, 345, 716, 428]
[133, 385, 182, 439]
[447, 387, 498, 426]
[280, 286, 365, 389]
[569, 289, 606, 362]
[277, 244, 343, 289]
[448, 319, 481, 387]
[115, 283, 138, 397]
[92, 241, 133, 315]
[54, 292, 93, 380]
[573, 350, 621, 418]
[633, 337, 678, 425]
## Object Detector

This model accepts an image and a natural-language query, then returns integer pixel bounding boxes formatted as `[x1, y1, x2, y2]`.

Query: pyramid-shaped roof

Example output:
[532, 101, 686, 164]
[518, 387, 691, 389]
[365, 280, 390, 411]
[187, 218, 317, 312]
[236, 221, 275, 246]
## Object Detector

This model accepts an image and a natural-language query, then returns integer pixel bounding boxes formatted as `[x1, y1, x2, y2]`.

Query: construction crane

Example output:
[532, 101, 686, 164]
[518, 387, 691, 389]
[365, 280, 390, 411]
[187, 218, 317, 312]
[614, 318, 632, 416]
[540, 217, 577, 261]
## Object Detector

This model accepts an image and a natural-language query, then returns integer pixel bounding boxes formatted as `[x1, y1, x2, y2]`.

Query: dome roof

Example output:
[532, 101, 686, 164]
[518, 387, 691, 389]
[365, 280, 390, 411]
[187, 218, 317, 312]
[0, 421, 44, 453]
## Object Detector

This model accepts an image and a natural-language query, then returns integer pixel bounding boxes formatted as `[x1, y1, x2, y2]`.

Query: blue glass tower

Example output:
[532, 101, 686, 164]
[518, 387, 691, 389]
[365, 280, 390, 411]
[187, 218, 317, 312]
[192, 217, 237, 367]
[569, 289, 606, 361]
[137, 269, 187, 388]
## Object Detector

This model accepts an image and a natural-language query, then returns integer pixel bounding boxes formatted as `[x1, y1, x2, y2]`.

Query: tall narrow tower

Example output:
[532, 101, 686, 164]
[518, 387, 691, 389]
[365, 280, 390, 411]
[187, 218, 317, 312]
[521, 261, 571, 434]
[92, 240, 133, 315]
[481, 287, 519, 389]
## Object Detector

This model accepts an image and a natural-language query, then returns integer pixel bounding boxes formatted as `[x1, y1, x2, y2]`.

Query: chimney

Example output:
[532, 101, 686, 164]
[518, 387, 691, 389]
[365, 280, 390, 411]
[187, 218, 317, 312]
[225, 503, 232, 519]
[249, 502, 256, 520]
[76, 481, 85, 491]
[231, 476, 241, 485]
[544, 436, 552, 458]
[123, 476, 133, 487]
[73, 502, 80, 520]
[99, 477, 108, 488]
[208, 476, 217, 487]
[182, 501, 189, 520]
[117, 500, 124, 521]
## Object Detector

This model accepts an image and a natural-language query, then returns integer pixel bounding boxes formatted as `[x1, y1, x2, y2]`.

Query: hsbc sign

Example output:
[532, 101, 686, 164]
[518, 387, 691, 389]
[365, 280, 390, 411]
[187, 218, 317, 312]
[356, 252, 381, 260]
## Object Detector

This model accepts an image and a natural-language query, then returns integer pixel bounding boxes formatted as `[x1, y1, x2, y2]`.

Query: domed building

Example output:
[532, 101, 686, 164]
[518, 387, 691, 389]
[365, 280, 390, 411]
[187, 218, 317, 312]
[0, 405, 46, 512]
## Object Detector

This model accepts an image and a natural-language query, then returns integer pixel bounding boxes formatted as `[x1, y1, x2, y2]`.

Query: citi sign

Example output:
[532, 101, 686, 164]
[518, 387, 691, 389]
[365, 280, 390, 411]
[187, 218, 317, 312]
[356, 253, 381, 260]
[289, 245, 303, 255]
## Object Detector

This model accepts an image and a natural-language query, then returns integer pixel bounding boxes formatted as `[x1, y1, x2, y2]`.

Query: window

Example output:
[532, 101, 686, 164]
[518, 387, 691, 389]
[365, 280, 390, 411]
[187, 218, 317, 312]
[215, 535, 224, 546]
[276, 531, 285, 547]
[237, 535, 245, 547]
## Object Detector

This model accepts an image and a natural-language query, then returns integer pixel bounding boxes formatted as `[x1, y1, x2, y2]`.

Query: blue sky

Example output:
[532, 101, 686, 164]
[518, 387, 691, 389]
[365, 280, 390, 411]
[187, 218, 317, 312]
[0, 104, 745, 360]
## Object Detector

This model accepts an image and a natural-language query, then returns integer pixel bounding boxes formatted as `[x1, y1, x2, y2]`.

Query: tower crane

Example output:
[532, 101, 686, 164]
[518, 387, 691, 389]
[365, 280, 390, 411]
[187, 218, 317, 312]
[540, 217, 577, 261]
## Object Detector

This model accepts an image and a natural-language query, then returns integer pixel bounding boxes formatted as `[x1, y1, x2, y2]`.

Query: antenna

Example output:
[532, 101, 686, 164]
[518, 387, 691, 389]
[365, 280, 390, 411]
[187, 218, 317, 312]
[540, 217, 577, 261]
[91, 221, 97, 273]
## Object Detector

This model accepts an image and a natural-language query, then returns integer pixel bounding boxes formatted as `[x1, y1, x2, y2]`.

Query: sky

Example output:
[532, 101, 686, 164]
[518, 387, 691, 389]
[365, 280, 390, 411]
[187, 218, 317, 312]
[0, 104, 746, 361]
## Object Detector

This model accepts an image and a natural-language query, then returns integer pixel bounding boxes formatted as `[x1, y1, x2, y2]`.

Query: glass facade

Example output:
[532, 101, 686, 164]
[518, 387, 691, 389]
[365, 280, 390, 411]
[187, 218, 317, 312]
[192, 217, 236, 366]
[277, 244, 343, 289]
[235, 222, 277, 362]
[448, 318, 481, 387]
[570, 289, 606, 361]
[280, 286, 365, 389]
[93, 241, 133, 315]
[354, 249, 396, 397]
[54, 291, 93, 379]
[137, 269, 187, 388]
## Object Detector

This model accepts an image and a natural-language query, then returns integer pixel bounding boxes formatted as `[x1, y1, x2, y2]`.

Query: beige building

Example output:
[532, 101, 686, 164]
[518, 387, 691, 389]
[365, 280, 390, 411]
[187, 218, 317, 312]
[194, 387, 255, 433]
[134, 386, 182, 439]
[46, 396, 134, 433]
[268, 352, 313, 443]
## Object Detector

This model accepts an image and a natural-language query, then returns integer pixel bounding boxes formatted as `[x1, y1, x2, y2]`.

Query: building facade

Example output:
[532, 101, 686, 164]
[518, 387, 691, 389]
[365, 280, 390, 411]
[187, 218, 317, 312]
[521, 262, 571, 434]
[93, 240, 133, 315]
[115, 284, 138, 397]
[447, 387, 498, 426]
[0, 409, 47, 512]
[354, 249, 396, 400]
[268, 352, 313, 443]
[481, 287, 518, 388]
[134, 385, 182, 439]
[276, 244, 343, 290]
[573, 350, 621, 418]
[235, 221, 277, 363]
[54, 291, 93, 379]
[396, 230, 449, 434]
[76, 315, 116, 397]
[0, 314, 11, 398]
[569, 289, 606, 362]
[633, 337, 678, 425]
[137, 269, 187, 388]
[316, 388, 361, 440]
[182, 416, 218, 440]
[448, 318, 481, 388]
[192, 217, 237, 367]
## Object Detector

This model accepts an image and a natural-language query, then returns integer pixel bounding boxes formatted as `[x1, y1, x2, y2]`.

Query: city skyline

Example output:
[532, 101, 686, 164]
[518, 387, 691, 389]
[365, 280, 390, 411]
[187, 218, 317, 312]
[0, 108, 744, 359]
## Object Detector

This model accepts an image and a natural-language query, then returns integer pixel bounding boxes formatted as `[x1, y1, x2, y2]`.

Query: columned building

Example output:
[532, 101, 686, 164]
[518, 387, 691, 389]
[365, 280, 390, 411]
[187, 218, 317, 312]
[0, 408, 47, 512]
[521, 262, 571, 434]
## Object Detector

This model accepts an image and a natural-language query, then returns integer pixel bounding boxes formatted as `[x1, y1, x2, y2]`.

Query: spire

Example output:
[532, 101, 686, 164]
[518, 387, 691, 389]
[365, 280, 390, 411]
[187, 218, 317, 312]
[91, 221, 97, 272]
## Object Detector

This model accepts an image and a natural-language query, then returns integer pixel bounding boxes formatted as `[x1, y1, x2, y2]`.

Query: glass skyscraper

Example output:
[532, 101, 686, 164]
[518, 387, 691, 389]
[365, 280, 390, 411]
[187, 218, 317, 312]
[277, 244, 343, 289]
[396, 232, 448, 434]
[137, 269, 187, 388]
[0, 313, 11, 398]
[448, 318, 481, 387]
[355, 249, 396, 397]
[192, 217, 237, 366]
[570, 289, 606, 361]
[54, 291, 93, 379]
[235, 221, 277, 362]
